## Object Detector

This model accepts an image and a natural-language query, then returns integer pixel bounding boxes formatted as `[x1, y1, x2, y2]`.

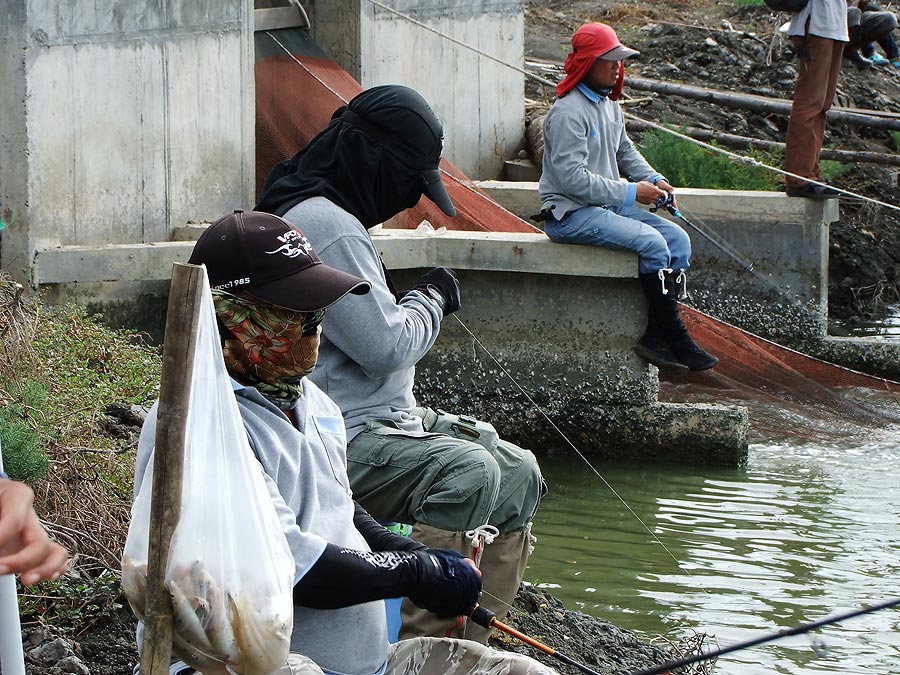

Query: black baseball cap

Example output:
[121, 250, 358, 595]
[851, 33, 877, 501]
[189, 210, 370, 311]
[343, 85, 457, 218]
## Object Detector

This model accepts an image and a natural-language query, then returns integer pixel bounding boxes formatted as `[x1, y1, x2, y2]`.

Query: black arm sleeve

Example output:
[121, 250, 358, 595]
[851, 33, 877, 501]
[293, 543, 421, 609]
[294, 544, 483, 618]
[353, 502, 426, 553]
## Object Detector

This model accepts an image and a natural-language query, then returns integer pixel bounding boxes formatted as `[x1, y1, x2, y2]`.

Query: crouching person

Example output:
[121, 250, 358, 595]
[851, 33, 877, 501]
[132, 209, 557, 675]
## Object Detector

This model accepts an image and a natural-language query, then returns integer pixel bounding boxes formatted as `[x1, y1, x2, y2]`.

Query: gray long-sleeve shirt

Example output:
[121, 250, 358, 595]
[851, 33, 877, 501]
[135, 381, 389, 675]
[282, 197, 445, 440]
[539, 84, 661, 219]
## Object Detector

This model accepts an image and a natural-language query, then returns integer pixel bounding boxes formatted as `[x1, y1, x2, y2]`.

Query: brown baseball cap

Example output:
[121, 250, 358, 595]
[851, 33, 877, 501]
[188, 210, 370, 311]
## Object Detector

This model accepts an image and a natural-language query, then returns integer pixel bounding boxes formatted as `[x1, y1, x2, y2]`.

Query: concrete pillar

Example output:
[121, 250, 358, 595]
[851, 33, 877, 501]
[312, 0, 524, 180]
[0, 0, 255, 287]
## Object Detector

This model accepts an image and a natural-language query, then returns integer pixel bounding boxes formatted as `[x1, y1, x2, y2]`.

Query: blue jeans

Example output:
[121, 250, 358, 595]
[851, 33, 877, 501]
[544, 204, 691, 274]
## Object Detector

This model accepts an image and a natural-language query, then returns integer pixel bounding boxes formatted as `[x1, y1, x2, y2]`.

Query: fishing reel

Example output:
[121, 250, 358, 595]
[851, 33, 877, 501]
[649, 191, 676, 213]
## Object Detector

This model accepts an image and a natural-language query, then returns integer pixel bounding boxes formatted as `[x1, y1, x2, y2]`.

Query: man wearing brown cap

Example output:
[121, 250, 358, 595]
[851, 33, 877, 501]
[132, 210, 556, 675]
[540, 23, 717, 373]
[257, 85, 546, 643]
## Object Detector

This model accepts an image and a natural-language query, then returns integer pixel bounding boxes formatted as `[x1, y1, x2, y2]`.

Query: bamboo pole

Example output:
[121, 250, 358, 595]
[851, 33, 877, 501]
[139, 262, 207, 675]
[626, 75, 900, 131]
[626, 120, 900, 166]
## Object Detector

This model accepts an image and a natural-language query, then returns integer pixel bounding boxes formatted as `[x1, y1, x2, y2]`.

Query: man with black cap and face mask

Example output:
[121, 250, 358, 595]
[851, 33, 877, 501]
[133, 210, 557, 675]
[256, 85, 546, 644]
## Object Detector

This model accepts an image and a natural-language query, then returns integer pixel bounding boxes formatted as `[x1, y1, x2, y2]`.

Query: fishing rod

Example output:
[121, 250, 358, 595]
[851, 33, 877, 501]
[650, 193, 756, 273]
[470, 598, 900, 675]
[628, 596, 900, 675]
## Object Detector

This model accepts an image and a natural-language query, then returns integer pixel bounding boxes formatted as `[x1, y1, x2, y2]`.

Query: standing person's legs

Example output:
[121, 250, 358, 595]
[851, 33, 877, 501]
[785, 35, 844, 190]
[387, 637, 557, 675]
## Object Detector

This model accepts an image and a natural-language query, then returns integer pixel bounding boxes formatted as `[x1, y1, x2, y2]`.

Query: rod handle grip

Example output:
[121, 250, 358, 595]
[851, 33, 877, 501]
[469, 604, 496, 629]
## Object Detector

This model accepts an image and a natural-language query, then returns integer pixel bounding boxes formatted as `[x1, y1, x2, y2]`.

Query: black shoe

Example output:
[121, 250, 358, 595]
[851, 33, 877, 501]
[668, 340, 719, 371]
[638, 272, 718, 372]
[634, 333, 689, 372]
[786, 182, 840, 199]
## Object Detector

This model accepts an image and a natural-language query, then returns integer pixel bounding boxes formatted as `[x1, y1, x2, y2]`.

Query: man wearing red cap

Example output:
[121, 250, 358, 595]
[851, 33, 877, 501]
[539, 22, 717, 372]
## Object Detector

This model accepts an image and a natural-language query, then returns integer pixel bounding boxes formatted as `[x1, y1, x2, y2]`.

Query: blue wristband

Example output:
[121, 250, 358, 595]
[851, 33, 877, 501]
[0, 471, 8, 480]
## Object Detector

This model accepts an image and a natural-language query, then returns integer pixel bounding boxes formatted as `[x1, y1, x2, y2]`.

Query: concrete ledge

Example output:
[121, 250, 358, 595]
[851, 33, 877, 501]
[371, 230, 636, 278]
[32, 229, 749, 466]
[34, 242, 194, 284]
[477, 181, 841, 351]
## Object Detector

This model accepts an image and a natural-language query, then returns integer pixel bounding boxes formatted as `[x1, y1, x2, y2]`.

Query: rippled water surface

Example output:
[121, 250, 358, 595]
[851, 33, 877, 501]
[527, 430, 900, 674]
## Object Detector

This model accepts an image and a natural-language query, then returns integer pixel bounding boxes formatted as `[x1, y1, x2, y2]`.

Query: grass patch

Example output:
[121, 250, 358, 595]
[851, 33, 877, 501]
[0, 381, 50, 482]
[0, 274, 161, 570]
[638, 128, 781, 191]
[19, 570, 123, 636]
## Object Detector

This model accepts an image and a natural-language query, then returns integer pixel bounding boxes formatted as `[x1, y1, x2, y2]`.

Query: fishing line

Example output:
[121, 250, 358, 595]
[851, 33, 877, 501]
[452, 314, 710, 596]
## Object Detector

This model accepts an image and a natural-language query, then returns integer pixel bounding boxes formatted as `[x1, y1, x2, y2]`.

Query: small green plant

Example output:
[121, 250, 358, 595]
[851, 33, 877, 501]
[890, 130, 900, 151]
[638, 128, 781, 191]
[735, 0, 765, 6]
[19, 570, 123, 636]
[820, 159, 853, 182]
[0, 381, 50, 482]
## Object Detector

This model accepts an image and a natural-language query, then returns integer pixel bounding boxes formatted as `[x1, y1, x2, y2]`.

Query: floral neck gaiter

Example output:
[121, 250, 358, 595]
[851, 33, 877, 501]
[211, 290, 324, 408]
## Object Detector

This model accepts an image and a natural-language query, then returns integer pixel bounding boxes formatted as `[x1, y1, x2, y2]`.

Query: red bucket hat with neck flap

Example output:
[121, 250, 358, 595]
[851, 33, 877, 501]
[556, 23, 639, 100]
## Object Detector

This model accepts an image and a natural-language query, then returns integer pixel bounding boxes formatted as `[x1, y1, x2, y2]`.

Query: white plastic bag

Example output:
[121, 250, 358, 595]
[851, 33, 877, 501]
[122, 277, 294, 675]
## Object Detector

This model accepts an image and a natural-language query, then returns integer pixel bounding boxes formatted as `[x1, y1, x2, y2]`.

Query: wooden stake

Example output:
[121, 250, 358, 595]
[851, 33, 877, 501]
[139, 263, 207, 675]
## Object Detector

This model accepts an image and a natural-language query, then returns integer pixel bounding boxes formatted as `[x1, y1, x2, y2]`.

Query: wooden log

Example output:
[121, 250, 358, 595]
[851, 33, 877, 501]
[626, 75, 900, 131]
[139, 263, 207, 675]
[626, 120, 900, 167]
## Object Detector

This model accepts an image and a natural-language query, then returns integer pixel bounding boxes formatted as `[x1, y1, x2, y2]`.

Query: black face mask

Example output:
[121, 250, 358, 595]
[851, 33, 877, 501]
[255, 86, 442, 229]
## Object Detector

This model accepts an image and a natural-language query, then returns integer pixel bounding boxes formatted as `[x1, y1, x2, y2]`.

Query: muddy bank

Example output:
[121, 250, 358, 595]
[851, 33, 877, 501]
[17, 581, 687, 675]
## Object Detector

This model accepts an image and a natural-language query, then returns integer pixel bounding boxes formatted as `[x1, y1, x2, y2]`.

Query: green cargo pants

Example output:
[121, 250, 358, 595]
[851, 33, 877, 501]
[346, 408, 545, 533]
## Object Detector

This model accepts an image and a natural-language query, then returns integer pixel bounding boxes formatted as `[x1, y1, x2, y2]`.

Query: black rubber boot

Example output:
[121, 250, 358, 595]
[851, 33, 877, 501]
[642, 270, 719, 372]
[635, 273, 688, 372]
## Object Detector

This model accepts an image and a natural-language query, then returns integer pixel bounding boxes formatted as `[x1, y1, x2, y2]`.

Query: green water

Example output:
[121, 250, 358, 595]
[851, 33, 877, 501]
[526, 434, 900, 674]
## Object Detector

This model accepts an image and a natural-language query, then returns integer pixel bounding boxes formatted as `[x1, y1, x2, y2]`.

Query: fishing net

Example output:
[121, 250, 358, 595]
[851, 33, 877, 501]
[254, 27, 900, 444]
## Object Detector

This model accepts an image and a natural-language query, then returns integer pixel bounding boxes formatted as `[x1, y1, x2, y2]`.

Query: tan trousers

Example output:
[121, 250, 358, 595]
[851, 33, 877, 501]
[784, 33, 844, 187]
[277, 638, 558, 675]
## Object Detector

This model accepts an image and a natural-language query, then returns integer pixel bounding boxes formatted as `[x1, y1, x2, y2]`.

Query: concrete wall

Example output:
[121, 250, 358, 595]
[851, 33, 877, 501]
[0, 0, 255, 287]
[477, 183, 837, 340]
[34, 229, 749, 465]
[477, 182, 900, 380]
[311, 0, 524, 180]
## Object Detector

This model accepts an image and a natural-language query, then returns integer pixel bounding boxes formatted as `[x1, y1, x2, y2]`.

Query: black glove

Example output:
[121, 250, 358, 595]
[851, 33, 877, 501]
[413, 267, 461, 315]
[406, 548, 482, 618]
